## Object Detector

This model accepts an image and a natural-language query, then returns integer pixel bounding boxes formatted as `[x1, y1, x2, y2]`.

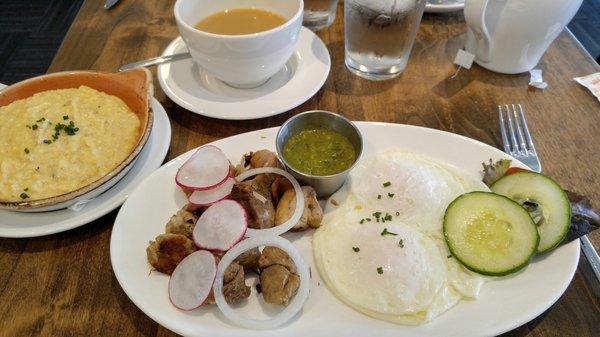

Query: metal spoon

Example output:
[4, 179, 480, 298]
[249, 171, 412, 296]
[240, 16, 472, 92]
[118, 52, 191, 72]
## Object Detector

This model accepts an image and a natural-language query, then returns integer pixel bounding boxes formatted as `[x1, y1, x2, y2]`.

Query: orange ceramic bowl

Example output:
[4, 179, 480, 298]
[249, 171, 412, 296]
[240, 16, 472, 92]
[0, 69, 154, 212]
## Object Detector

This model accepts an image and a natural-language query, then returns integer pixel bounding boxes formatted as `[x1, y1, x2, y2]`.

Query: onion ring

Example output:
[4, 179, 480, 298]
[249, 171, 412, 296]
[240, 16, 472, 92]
[213, 236, 310, 330]
[235, 167, 304, 238]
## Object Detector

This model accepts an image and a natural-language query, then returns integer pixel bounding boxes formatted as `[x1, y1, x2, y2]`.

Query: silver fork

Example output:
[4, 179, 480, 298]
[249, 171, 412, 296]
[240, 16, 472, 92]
[498, 104, 600, 282]
[498, 104, 541, 172]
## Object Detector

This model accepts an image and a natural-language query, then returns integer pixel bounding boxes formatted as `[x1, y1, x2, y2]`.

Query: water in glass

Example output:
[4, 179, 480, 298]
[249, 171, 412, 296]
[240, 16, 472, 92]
[345, 0, 426, 80]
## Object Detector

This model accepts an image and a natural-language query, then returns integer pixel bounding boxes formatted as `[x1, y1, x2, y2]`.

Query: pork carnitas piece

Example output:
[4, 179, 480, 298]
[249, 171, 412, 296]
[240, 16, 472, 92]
[258, 247, 300, 306]
[205, 261, 251, 304]
[146, 234, 196, 275]
[275, 186, 323, 231]
[231, 168, 277, 229]
[165, 208, 198, 239]
[234, 247, 261, 273]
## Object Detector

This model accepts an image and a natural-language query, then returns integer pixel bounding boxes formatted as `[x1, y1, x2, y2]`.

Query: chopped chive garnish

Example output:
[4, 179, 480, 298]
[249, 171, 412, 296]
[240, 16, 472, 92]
[384, 213, 392, 221]
[24, 188, 29, 191]
[36, 117, 45, 123]
[20, 192, 29, 199]
[383, 181, 391, 187]
[395, 211, 400, 216]
[381, 228, 398, 236]
[62, 115, 69, 120]
[366, 218, 371, 222]
[24, 148, 30, 154]
[377, 267, 383, 274]
[372, 212, 382, 218]
[359, 219, 365, 224]
[447, 255, 453, 258]
[398, 239, 404, 248]
[31, 124, 38, 130]
[377, 194, 381, 199]
[388, 193, 394, 198]
[26, 125, 31, 129]
[352, 247, 360, 252]
[43, 140, 52, 144]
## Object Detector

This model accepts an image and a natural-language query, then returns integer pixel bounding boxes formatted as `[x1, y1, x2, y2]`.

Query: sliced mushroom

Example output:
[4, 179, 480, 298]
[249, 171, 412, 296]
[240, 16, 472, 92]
[146, 234, 196, 275]
[275, 186, 323, 231]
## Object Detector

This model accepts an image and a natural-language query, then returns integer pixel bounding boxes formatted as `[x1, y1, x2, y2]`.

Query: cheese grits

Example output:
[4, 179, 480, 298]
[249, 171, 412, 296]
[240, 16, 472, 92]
[0, 86, 141, 202]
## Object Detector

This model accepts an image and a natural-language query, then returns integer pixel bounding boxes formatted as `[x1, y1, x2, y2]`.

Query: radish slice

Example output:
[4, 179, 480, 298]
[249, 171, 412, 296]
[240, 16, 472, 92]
[193, 200, 248, 251]
[235, 168, 304, 238]
[189, 177, 235, 206]
[168, 250, 216, 311]
[213, 236, 310, 329]
[176, 145, 231, 190]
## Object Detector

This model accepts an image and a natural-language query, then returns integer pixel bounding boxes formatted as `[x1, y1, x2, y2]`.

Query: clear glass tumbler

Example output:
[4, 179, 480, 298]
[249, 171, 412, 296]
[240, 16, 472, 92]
[303, 0, 339, 31]
[344, 0, 426, 80]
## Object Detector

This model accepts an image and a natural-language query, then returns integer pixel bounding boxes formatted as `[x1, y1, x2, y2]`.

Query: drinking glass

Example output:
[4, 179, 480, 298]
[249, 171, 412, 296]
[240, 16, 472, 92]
[344, 0, 426, 80]
[303, 0, 339, 31]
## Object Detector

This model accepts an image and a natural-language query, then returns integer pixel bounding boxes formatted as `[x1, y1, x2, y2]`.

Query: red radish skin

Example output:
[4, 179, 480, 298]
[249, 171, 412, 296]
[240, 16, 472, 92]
[188, 177, 236, 207]
[168, 250, 217, 311]
[505, 167, 529, 175]
[176, 145, 232, 191]
[193, 200, 248, 251]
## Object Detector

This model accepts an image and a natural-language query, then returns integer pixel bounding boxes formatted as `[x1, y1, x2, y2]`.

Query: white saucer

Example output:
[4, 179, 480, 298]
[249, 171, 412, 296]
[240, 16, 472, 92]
[0, 98, 172, 238]
[157, 27, 331, 120]
[425, 0, 464, 13]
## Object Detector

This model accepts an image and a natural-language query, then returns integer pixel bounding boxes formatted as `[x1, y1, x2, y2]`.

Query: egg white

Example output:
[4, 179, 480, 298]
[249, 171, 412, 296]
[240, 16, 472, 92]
[313, 150, 488, 325]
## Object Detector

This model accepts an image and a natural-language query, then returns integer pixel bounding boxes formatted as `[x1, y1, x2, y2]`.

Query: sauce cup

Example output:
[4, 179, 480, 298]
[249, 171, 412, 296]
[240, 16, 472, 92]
[276, 110, 363, 198]
[174, 0, 303, 88]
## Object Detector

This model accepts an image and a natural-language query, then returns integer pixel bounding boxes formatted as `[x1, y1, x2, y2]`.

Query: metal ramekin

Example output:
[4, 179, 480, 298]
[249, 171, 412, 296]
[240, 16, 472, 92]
[276, 110, 363, 198]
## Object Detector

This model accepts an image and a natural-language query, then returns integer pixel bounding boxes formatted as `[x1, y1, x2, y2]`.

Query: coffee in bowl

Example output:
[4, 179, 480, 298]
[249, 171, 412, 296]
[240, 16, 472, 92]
[195, 8, 287, 35]
[174, 0, 303, 88]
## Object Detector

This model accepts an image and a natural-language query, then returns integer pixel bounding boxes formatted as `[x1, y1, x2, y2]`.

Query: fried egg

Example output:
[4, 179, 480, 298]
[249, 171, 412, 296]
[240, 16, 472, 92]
[313, 150, 488, 325]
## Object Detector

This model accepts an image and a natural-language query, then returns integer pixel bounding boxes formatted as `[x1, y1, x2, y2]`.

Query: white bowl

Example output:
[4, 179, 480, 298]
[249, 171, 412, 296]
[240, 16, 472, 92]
[174, 0, 303, 88]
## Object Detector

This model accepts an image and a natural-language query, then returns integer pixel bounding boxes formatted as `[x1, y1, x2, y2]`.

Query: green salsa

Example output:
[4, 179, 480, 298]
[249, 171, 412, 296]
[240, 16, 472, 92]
[283, 128, 356, 176]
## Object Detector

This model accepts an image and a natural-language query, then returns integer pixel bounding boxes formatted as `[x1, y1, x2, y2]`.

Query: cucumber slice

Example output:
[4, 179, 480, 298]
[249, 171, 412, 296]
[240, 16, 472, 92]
[444, 192, 539, 276]
[491, 171, 570, 253]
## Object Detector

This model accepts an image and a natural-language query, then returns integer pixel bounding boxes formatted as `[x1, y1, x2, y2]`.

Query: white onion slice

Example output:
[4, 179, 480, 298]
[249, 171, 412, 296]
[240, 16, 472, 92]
[176, 145, 231, 190]
[188, 177, 235, 207]
[213, 236, 310, 329]
[168, 250, 216, 310]
[193, 199, 248, 251]
[235, 168, 304, 238]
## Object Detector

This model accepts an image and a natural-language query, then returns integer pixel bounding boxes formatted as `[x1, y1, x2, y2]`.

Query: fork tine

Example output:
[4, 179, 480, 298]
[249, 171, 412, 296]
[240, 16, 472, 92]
[498, 105, 511, 153]
[511, 104, 528, 153]
[517, 104, 536, 154]
[505, 104, 519, 154]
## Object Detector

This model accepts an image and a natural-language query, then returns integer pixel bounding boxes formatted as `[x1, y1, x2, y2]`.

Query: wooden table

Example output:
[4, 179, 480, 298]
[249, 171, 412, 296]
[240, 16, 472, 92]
[1, 1, 599, 336]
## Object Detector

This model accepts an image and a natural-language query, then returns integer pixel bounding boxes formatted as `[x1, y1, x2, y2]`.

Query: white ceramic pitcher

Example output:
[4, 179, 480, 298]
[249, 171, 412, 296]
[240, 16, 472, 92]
[464, 0, 583, 74]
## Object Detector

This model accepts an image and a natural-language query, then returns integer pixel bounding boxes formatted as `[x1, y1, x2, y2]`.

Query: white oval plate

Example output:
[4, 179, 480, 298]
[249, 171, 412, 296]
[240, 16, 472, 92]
[425, 0, 464, 13]
[111, 123, 579, 337]
[157, 27, 331, 120]
[0, 98, 171, 238]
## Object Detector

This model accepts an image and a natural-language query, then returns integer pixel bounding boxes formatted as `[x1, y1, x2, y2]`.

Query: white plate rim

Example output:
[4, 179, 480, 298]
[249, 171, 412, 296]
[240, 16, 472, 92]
[0, 98, 172, 238]
[110, 122, 579, 337]
[157, 27, 331, 120]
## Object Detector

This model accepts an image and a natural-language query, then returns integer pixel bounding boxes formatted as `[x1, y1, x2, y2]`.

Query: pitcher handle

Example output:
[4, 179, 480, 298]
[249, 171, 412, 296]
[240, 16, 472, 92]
[464, 0, 493, 62]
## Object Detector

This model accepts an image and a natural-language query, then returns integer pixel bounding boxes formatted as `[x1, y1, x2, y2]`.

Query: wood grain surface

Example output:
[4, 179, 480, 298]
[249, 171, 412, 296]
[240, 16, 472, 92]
[1, 1, 599, 336]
